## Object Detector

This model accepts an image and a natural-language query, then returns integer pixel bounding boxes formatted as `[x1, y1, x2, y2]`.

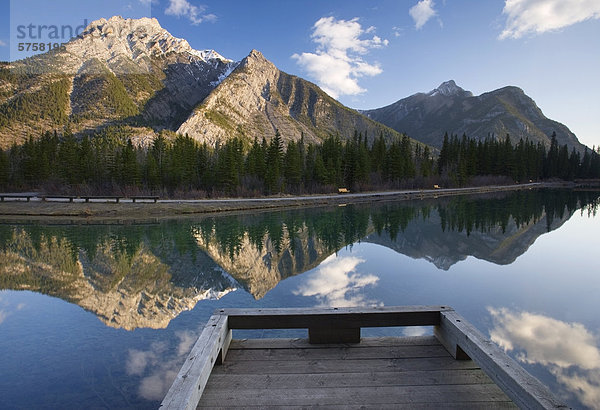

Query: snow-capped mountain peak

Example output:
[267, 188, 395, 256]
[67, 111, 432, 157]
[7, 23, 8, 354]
[190, 49, 233, 63]
[69, 16, 231, 66]
[428, 80, 472, 97]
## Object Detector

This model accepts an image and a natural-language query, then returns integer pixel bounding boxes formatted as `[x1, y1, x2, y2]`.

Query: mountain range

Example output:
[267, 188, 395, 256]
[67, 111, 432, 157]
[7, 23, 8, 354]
[0, 16, 585, 152]
[362, 80, 585, 152]
[0, 16, 402, 149]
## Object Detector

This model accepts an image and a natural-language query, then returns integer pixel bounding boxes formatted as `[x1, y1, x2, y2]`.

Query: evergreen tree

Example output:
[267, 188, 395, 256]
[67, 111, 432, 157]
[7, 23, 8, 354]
[119, 139, 140, 186]
[144, 151, 160, 189]
[57, 130, 81, 185]
[151, 134, 168, 184]
[545, 132, 559, 178]
[265, 130, 284, 193]
[217, 137, 244, 192]
[284, 140, 303, 189]
[79, 137, 96, 183]
[0, 148, 9, 188]
[370, 134, 387, 175]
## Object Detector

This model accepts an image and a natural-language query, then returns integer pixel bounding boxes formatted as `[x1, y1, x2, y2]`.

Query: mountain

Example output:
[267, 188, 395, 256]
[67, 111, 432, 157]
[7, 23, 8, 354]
[0, 16, 235, 146]
[361, 80, 585, 152]
[177, 49, 401, 146]
[0, 16, 402, 148]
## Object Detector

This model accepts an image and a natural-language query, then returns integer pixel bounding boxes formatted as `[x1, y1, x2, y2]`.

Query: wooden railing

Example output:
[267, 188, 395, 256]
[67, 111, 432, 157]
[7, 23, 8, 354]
[0, 194, 159, 203]
[161, 306, 566, 410]
[0, 194, 35, 202]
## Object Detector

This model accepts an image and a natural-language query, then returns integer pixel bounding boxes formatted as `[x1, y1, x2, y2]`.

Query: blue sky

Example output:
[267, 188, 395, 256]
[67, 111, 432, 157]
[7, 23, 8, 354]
[1, 0, 599, 148]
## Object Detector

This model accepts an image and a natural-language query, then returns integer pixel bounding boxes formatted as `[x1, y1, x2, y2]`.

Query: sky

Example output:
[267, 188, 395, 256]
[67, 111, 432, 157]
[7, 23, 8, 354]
[1, 0, 599, 148]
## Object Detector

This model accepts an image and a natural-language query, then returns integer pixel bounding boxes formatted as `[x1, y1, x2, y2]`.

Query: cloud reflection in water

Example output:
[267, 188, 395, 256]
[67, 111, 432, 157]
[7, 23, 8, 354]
[488, 307, 600, 408]
[293, 254, 380, 307]
[126, 329, 199, 401]
[0, 297, 26, 325]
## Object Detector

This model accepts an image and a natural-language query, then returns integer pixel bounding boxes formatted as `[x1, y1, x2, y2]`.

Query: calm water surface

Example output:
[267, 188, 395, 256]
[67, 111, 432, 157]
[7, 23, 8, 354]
[0, 189, 599, 409]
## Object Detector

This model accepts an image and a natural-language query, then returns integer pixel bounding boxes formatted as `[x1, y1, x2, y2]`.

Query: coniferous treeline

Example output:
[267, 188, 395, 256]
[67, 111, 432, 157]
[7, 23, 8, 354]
[0, 128, 434, 196]
[1, 127, 599, 196]
[438, 132, 600, 184]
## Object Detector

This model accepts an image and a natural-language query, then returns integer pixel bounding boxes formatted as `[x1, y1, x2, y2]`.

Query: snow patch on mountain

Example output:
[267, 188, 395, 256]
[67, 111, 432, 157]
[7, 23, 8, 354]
[428, 80, 473, 97]
[210, 61, 240, 87]
[189, 49, 232, 63]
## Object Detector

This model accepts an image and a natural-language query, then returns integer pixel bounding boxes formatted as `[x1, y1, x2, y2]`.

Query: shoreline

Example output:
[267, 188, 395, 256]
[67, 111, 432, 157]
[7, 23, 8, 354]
[0, 182, 565, 221]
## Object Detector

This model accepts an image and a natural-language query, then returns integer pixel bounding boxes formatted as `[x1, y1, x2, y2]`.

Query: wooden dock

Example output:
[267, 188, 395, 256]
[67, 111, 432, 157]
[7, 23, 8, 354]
[161, 306, 568, 410]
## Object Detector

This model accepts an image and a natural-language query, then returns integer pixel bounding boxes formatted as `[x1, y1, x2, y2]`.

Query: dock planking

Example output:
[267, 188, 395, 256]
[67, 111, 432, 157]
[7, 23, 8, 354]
[199, 336, 514, 408]
[161, 306, 567, 410]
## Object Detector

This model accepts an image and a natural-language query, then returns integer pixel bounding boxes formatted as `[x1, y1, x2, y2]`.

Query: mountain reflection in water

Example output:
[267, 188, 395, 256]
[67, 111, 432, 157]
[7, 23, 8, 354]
[0, 189, 598, 331]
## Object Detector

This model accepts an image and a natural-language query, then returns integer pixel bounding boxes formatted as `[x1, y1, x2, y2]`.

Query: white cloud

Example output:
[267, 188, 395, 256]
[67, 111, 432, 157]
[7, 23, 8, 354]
[392, 26, 404, 38]
[488, 307, 600, 408]
[500, 0, 600, 39]
[292, 17, 388, 99]
[165, 0, 217, 25]
[0, 40, 7, 47]
[294, 254, 380, 307]
[409, 0, 437, 30]
[0, 310, 9, 324]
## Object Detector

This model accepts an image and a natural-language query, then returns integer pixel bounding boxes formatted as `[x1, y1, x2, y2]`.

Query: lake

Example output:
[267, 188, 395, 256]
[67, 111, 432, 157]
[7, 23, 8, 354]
[1, 189, 599, 409]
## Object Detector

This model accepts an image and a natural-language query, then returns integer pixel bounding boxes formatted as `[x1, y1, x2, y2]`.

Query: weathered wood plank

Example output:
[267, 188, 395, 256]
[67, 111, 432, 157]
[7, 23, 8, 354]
[204, 369, 495, 390]
[435, 310, 567, 409]
[223, 344, 450, 361]
[230, 335, 440, 349]
[197, 384, 511, 406]
[160, 315, 229, 410]
[199, 403, 517, 409]
[210, 356, 481, 374]
[218, 306, 448, 330]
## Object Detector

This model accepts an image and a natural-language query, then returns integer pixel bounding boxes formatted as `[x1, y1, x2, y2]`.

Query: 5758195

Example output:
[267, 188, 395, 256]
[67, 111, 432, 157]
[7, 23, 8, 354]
[17, 42, 67, 52]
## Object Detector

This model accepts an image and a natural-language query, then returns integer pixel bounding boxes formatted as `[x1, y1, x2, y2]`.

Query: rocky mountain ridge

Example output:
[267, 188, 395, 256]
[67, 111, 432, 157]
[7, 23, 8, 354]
[0, 16, 402, 148]
[0, 16, 586, 154]
[58, 16, 232, 73]
[362, 80, 585, 152]
[177, 49, 401, 146]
